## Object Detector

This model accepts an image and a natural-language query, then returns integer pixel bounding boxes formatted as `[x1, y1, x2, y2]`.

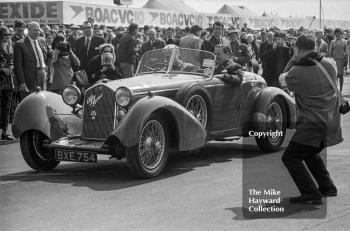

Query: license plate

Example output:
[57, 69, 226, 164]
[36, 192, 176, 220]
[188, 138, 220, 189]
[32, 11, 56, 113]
[55, 149, 97, 163]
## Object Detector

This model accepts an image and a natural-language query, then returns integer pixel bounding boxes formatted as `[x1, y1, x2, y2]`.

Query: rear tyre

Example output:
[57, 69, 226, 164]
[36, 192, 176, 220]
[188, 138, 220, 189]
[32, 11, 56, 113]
[126, 114, 169, 179]
[255, 97, 287, 152]
[20, 130, 59, 170]
[179, 88, 208, 129]
[178, 87, 208, 154]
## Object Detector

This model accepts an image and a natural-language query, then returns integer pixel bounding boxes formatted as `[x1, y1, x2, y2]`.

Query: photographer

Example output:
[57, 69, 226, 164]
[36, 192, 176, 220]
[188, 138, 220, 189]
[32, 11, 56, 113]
[280, 35, 343, 204]
[50, 35, 80, 94]
[261, 31, 291, 87]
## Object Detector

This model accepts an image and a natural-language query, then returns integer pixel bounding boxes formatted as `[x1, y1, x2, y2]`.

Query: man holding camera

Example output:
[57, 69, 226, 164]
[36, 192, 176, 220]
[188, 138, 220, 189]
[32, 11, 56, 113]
[280, 35, 343, 204]
[227, 30, 250, 68]
[261, 31, 291, 87]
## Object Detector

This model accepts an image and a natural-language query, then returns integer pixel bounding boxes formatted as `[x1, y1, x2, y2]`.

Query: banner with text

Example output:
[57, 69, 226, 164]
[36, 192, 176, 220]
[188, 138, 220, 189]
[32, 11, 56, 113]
[0, 1, 63, 25]
[1, 1, 350, 30]
[61, 1, 350, 29]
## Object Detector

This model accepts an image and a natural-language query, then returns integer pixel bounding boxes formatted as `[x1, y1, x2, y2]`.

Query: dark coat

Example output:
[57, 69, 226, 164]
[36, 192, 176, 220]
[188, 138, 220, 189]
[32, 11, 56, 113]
[0, 47, 14, 90]
[14, 36, 51, 91]
[214, 58, 243, 86]
[165, 38, 180, 46]
[284, 52, 343, 148]
[261, 45, 291, 87]
[75, 35, 105, 71]
[202, 36, 230, 53]
[140, 39, 166, 56]
[259, 41, 272, 69]
[86, 55, 122, 84]
[118, 32, 137, 65]
[230, 40, 250, 66]
[66, 35, 78, 53]
[249, 40, 259, 59]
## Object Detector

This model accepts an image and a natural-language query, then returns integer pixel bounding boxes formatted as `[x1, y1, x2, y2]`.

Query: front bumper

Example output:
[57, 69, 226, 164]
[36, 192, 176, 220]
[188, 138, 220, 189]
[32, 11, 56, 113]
[44, 136, 110, 154]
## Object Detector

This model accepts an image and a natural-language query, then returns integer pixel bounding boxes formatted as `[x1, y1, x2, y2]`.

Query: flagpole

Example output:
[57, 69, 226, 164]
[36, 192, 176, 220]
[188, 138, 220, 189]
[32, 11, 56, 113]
[319, 0, 322, 29]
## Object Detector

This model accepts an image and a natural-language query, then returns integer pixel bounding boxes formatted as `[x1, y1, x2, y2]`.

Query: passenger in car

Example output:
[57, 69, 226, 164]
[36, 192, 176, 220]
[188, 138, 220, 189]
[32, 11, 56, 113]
[163, 44, 196, 72]
[88, 43, 122, 83]
[92, 52, 121, 81]
[171, 52, 196, 72]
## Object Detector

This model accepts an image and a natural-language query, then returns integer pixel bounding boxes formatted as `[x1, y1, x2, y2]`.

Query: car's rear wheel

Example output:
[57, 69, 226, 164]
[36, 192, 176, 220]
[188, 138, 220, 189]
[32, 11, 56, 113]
[178, 87, 208, 129]
[20, 130, 60, 170]
[178, 88, 208, 154]
[255, 97, 287, 152]
[185, 94, 208, 128]
[126, 113, 169, 179]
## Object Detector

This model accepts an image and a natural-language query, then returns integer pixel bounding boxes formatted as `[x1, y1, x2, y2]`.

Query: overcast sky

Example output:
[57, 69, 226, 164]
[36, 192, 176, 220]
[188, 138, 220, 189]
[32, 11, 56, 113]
[12, 0, 350, 21]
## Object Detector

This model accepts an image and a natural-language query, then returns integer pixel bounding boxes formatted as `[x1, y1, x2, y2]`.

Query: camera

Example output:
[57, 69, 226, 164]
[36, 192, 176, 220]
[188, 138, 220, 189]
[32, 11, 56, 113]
[339, 101, 350, 115]
[56, 42, 71, 57]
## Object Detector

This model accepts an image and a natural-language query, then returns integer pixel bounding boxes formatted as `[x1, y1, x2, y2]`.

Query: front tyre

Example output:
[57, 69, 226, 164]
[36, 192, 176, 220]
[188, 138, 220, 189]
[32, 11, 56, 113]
[255, 97, 287, 152]
[126, 114, 169, 179]
[20, 130, 60, 170]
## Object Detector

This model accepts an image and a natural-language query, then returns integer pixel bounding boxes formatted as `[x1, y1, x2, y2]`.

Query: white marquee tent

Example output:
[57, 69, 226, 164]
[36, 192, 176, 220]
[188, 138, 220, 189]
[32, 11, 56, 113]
[142, 0, 198, 12]
[217, 4, 258, 17]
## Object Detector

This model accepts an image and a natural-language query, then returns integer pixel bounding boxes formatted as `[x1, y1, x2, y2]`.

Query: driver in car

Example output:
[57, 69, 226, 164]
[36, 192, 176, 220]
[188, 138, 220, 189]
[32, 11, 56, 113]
[163, 44, 196, 72]
[214, 44, 243, 86]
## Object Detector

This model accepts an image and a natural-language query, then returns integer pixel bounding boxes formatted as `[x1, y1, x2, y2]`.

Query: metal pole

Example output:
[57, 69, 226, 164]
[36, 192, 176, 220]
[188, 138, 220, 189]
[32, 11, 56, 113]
[319, 0, 322, 29]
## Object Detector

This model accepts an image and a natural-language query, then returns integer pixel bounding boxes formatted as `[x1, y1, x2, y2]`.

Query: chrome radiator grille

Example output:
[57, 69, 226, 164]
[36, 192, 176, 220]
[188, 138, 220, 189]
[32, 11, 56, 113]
[82, 85, 117, 139]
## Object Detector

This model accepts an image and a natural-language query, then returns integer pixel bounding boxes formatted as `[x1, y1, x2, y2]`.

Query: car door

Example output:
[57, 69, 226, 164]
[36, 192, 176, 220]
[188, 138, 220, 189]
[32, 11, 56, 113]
[208, 77, 243, 132]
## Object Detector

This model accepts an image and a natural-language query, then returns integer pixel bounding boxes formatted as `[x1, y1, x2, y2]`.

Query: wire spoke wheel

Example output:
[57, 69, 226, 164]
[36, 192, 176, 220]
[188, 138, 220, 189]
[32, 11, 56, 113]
[266, 102, 283, 144]
[185, 95, 208, 128]
[126, 114, 169, 179]
[255, 97, 287, 153]
[139, 120, 165, 170]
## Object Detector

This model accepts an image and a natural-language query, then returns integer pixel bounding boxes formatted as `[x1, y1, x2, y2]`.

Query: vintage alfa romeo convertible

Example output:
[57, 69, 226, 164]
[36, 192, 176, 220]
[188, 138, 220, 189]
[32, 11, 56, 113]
[12, 47, 296, 178]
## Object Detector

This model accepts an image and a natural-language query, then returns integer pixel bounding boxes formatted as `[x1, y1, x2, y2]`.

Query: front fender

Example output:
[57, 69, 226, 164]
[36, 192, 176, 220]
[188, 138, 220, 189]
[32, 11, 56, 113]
[251, 87, 296, 130]
[111, 95, 206, 151]
[12, 91, 82, 141]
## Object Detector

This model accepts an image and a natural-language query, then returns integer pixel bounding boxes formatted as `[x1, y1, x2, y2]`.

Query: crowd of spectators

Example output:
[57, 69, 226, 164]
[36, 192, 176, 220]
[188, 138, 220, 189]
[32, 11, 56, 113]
[1, 17, 350, 140]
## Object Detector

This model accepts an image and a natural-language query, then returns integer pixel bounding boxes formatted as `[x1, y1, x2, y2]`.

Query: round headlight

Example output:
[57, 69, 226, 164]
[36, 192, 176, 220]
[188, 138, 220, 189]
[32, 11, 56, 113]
[115, 87, 132, 107]
[62, 86, 81, 106]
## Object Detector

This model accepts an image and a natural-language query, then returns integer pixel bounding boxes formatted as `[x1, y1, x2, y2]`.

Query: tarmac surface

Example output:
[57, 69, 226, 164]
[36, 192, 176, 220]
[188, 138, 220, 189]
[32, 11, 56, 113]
[0, 77, 350, 231]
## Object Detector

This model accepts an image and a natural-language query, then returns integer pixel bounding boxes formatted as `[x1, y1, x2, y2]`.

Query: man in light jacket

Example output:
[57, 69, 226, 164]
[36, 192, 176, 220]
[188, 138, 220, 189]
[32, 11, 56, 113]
[179, 25, 203, 66]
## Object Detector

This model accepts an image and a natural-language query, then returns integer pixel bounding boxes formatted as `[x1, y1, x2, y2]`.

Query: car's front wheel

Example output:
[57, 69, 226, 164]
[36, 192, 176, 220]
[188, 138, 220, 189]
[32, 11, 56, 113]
[255, 97, 287, 152]
[20, 130, 60, 170]
[126, 114, 169, 179]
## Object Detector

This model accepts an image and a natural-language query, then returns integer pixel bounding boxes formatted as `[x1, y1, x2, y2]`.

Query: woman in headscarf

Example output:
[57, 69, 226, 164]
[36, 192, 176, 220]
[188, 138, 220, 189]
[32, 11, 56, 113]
[0, 26, 15, 140]
[86, 43, 122, 84]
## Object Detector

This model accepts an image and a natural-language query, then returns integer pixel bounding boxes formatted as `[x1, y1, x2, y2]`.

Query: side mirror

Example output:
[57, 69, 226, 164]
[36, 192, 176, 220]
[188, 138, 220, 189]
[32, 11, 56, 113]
[74, 70, 89, 87]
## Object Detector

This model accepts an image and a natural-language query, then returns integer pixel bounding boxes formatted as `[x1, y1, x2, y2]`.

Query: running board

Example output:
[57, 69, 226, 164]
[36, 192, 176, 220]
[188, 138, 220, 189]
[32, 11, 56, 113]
[216, 136, 242, 141]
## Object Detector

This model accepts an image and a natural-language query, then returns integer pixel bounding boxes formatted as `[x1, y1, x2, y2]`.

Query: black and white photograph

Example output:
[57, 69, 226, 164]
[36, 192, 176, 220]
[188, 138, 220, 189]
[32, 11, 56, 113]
[0, 0, 349, 230]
